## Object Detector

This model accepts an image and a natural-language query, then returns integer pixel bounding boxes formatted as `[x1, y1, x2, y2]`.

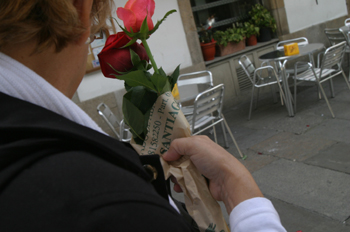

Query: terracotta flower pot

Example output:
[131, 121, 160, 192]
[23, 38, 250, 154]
[200, 41, 216, 61]
[246, 35, 257, 46]
[216, 39, 246, 57]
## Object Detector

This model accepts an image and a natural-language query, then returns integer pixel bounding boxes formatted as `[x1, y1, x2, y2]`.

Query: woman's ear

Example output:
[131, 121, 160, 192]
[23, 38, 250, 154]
[73, 0, 94, 44]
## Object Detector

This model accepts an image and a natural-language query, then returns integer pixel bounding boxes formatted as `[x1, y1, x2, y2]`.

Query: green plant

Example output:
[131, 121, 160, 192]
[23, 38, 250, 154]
[243, 22, 259, 38]
[198, 15, 217, 44]
[198, 26, 214, 44]
[213, 27, 245, 47]
[249, 3, 276, 32]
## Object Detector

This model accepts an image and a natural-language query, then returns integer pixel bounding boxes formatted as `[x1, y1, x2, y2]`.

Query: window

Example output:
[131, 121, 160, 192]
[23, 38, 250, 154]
[190, 0, 261, 31]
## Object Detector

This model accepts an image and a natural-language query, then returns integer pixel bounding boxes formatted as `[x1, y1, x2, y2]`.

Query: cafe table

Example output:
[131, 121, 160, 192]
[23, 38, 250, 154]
[259, 43, 325, 117]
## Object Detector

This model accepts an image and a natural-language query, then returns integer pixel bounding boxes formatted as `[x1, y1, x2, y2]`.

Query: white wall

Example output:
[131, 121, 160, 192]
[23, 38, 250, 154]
[284, 0, 348, 33]
[77, 0, 192, 102]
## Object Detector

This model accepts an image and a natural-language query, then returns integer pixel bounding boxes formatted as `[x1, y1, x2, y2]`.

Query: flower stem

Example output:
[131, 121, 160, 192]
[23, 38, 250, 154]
[141, 39, 159, 74]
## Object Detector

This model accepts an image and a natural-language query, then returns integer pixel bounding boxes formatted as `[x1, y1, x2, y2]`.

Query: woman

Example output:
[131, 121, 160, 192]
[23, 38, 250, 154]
[0, 0, 286, 231]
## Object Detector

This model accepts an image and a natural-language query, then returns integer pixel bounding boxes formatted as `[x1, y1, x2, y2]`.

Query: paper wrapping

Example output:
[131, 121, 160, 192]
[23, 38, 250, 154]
[131, 91, 229, 232]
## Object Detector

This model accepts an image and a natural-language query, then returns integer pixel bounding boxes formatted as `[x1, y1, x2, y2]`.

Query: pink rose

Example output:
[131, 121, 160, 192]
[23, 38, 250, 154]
[98, 32, 149, 77]
[117, 0, 155, 33]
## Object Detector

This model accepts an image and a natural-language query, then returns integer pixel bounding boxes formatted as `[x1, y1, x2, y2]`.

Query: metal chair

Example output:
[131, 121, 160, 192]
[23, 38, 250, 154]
[186, 84, 245, 159]
[345, 18, 350, 27]
[238, 55, 286, 120]
[325, 28, 350, 81]
[293, 41, 350, 118]
[177, 70, 213, 116]
[276, 37, 309, 50]
[97, 102, 131, 142]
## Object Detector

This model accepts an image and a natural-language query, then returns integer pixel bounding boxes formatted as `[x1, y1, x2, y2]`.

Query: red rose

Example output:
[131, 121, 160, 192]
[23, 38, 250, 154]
[117, 0, 155, 33]
[98, 32, 149, 78]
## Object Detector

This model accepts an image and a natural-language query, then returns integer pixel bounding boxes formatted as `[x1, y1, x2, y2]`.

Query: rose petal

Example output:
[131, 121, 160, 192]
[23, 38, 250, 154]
[101, 32, 129, 52]
[146, 0, 155, 17]
[124, 0, 136, 9]
[133, 44, 149, 62]
[117, 7, 137, 32]
[98, 32, 149, 78]
[98, 48, 132, 78]
[129, 0, 155, 31]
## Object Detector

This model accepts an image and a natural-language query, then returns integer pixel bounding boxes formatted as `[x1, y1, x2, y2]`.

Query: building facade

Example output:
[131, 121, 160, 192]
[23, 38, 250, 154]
[74, 0, 350, 133]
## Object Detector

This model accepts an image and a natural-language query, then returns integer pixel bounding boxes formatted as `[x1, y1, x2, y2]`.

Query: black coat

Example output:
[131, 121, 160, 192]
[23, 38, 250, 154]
[0, 92, 192, 231]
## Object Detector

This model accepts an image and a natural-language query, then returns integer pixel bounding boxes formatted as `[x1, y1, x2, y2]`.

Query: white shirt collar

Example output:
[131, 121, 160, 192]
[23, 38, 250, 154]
[0, 52, 105, 134]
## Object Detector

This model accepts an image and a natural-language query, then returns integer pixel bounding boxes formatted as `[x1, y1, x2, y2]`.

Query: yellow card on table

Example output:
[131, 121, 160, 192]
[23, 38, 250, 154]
[284, 43, 299, 56]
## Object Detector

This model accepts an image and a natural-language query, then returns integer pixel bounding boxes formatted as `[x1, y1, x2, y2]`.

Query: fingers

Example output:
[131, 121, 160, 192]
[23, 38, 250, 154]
[163, 135, 264, 213]
[163, 136, 209, 162]
[163, 137, 193, 161]
[170, 176, 183, 193]
[173, 183, 182, 193]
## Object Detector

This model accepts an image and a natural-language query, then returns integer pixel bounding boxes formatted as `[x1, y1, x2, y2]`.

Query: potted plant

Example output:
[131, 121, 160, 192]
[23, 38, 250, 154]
[198, 19, 216, 61]
[243, 22, 259, 46]
[249, 3, 276, 42]
[213, 26, 245, 56]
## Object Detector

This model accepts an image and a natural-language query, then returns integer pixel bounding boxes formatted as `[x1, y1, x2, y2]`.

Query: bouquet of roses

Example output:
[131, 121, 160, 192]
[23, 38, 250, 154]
[98, 1, 229, 231]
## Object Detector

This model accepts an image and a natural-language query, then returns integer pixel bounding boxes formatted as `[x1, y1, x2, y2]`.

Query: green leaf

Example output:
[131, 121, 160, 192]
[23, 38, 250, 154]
[113, 18, 135, 40]
[118, 70, 157, 91]
[129, 50, 150, 72]
[123, 92, 145, 136]
[113, 17, 147, 43]
[108, 63, 127, 76]
[123, 37, 138, 48]
[130, 49, 141, 66]
[146, 64, 153, 70]
[159, 67, 167, 77]
[141, 60, 150, 70]
[149, 9, 177, 35]
[150, 73, 167, 93]
[161, 80, 171, 93]
[124, 82, 132, 92]
[122, 87, 158, 143]
[133, 136, 144, 145]
[170, 65, 180, 88]
[139, 16, 150, 38]
[128, 86, 158, 114]
[135, 62, 146, 71]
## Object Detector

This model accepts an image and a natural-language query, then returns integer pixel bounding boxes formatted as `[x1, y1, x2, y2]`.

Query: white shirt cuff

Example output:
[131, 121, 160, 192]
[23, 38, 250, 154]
[229, 197, 287, 232]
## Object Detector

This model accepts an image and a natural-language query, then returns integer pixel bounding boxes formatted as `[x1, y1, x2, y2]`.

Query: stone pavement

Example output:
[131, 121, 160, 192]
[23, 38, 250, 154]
[212, 74, 350, 231]
[85, 72, 350, 231]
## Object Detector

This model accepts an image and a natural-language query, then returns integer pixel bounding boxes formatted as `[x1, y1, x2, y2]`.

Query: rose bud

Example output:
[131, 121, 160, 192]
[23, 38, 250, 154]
[117, 0, 155, 33]
[98, 32, 149, 78]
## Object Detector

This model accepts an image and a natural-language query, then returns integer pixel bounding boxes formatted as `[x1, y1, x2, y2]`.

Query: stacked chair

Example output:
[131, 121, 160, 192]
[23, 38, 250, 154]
[177, 70, 214, 116]
[177, 71, 245, 159]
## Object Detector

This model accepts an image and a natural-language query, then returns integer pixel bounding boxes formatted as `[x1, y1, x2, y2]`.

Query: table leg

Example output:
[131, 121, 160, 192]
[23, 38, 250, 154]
[277, 60, 294, 117]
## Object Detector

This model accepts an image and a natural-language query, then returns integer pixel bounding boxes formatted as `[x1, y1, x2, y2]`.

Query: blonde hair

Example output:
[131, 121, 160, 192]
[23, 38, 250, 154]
[0, 0, 114, 53]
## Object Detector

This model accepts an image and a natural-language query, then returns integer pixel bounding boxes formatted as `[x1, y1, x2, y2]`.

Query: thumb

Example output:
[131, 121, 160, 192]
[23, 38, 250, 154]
[163, 137, 190, 161]
[163, 145, 181, 162]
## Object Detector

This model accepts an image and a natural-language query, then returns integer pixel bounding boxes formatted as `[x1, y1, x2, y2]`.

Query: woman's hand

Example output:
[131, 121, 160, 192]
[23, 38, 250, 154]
[163, 136, 263, 213]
